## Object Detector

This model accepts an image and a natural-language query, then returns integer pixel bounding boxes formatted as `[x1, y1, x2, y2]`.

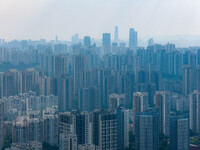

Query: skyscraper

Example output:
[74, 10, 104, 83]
[43, 113, 59, 146]
[1, 69, 20, 97]
[102, 33, 111, 46]
[103, 75, 115, 108]
[114, 26, 119, 43]
[74, 55, 87, 95]
[155, 91, 170, 136]
[75, 112, 93, 145]
[54, 55, 67, 77]
[99, 112, 118, 150]
[57, 76, 73, 112]
[20, 69, 37, 94]
[190, 90, 200, 133]
[79, 87, 99, 112]
[78, 89, 90, 111]
[0, 101, 4, 150]
[12, 119, 29, 143]
[129, 28, 138, 51]
[170, 116, 189, 150]
[182, 65, 193, 95]
[28, 118, 43, 142]
[117, 107, 129, 150]
[109, 94, 125, 112]
[122, 73, 135, 108]
[59, 112, 76, 134]
[59, 133, 77, 150]
[91, 109, 129, 149]
[0, 47, 8, 64]
[59, 111, 93, 146]
[39, 54, 55, 77]
[133, 92, 149, 133]
[84, 36, 91, 47]
[135, 109, 160, 150]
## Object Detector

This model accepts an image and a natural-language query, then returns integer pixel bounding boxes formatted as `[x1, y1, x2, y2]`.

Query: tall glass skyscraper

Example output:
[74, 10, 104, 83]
[129, 28, 138, 51]
[114, 26, 119, 43]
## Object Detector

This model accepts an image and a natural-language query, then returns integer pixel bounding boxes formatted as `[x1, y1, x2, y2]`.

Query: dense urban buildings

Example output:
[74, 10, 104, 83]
[0, 27, 199, 150]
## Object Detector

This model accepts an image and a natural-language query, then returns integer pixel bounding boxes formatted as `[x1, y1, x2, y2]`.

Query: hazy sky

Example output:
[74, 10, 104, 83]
[0, 0, 200, 41]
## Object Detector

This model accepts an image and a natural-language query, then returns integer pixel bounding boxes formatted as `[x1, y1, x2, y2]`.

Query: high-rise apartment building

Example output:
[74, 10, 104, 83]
[117, 107, 129, 150]
[12, 117, 29, 143]
[40, 54, 54, 77]
[122, 73, 135, 108]
[28, 118, 44, 142]
[190, 90, 200, 133]
[38, 75, 51, 96]
[54, 55, 67, 77]
[91, 109, 129, 150]
[59, 133, 77, 150]
[170, 116, 189, 150]
[76, 112, 93, 145]
[20, 69, 38, 94]
[135, 109, 160, 150]
[133, 92, 149, 133]
[79, 87, 99, 112]
[1, 69, 20, 97]
[74, 55, 87, 95]
[59, 111, 93, 146]
[0, 47, 8, 64]
[103, 75, 115, 109]
[109, 94, 125, 112]
[99, 112, 118, 150]
[43, 113, 59, 146]
[182, 65, 193, 95]
[57, 76, 73, 112]
[155, 91, 170, 136]
[59, 112, 76, 135]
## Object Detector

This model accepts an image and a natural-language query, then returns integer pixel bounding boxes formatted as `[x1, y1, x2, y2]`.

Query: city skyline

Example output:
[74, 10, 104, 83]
[0, 1, 200, 149]
[0, 0, 200, 42]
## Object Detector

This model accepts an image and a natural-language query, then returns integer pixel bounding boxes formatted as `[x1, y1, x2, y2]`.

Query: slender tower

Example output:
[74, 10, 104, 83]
[114, 26, 119, 43]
